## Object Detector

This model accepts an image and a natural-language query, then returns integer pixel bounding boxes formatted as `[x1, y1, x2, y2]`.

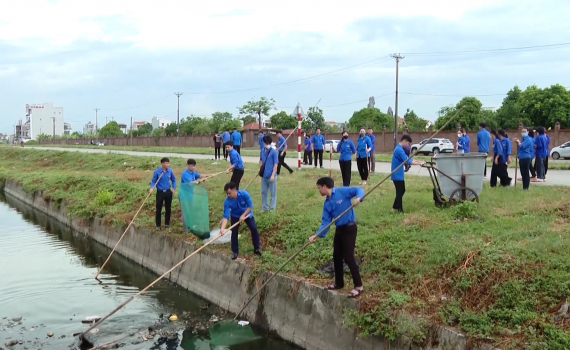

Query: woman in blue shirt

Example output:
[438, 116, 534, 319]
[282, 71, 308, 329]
[335, 130, 356, 186]
[355, 128, 372, 185]
[489, 130, 509, 187]
[514, 127, 533, 190]
[456, 130, 465, 154]
[534, 126, 548, 182]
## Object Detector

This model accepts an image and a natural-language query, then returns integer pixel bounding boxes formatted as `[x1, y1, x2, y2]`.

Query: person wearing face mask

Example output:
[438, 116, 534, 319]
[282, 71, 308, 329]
[356, 128, 372, 185]
[303, 133, 313, 165]
[456, 130, 465, 154]
[489, 130, 507, 187]
[259, 135, 279, 211]
[336, 130, 356, 186]
[391, 135, 425, 213]
[514, 127, 533, 190]
[462, 128, 470, 153]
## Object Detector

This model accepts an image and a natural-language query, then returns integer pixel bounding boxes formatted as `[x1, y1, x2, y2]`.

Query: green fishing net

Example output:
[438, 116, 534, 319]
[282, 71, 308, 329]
[178, 183, 211, 239]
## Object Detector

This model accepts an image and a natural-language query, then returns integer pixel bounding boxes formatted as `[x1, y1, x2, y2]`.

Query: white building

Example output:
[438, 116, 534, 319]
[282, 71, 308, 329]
[118, 123, 128, 134]
[83, 121, 95, 135]
[21, 103, 64, 139]
[151, 116, 172, 129]
[64, 122, 72, 135]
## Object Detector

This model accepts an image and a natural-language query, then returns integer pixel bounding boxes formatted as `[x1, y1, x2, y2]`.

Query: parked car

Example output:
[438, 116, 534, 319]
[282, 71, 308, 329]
[550, 140, 570, 160]
[324, 140, 340, 153]
[411, 138, 454, 155]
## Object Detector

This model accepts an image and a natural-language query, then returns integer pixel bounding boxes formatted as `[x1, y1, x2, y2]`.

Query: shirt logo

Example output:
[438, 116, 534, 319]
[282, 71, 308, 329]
[337, 200, 343, 204]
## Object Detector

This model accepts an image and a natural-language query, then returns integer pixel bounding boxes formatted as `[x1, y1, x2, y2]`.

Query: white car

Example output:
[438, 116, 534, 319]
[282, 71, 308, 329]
[411, 138, 454, 155]
[550, 140, 570, 160]
[324, 140, 340, 153]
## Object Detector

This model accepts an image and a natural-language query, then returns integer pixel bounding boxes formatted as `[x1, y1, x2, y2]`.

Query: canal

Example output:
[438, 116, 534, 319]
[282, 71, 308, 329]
[0, 192, 299, 350]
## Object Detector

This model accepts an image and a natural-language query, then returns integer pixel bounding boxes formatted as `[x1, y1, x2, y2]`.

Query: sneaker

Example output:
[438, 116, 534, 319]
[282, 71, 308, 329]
[537, 179, 544, 182]
[254, 249, 262, 256]
[165, 225, 170, 229]
[231, 253, 238, 260]
[289, 170, 293, 174]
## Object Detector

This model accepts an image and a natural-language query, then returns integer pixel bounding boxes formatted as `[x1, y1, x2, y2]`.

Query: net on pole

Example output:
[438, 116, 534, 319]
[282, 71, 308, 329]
[178, 183, 211, 239]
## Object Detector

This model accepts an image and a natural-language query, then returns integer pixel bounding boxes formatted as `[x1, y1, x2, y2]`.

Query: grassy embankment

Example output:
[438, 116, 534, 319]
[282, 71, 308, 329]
[1, 148, 569, 349]
[27, 143, 570, 170]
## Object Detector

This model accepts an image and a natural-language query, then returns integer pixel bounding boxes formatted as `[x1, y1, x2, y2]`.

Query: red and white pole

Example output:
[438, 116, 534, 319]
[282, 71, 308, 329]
[297, 113, 302, 170]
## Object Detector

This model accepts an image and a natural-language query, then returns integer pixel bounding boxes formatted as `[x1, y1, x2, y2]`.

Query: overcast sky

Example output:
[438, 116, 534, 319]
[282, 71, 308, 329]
[1, 0, 569, 134]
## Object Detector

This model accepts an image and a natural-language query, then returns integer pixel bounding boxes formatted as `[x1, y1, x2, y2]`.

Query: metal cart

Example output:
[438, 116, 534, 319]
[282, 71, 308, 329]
[421, 153, 486, 206]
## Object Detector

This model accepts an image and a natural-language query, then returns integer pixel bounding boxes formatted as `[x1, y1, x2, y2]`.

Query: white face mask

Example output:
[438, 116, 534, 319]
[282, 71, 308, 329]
[265, 144, 271, 149]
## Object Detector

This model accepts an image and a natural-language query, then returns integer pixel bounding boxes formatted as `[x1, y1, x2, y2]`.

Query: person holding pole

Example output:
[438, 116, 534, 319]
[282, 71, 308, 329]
[336, 130, 356, 186]
[259, 135, 279, 211]
[308, 176, 365, 298]
[225, 141, 245, 189]
[514, 127, 533, 190]
[220, 182, 262, 260]
[366, 127, 376, 172]
[149, 157, 176, 229]
[311, 128, 325, 169]
[221, 129, 231, 160]
[276, 130, 294, 175]
[391, 135, 425, 213]
[303, 132, 313, 165]
[356, 128, 372, 185]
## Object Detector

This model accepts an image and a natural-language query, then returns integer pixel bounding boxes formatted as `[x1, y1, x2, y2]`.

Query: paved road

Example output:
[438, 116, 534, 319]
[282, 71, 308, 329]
[28, 146, 570, 187]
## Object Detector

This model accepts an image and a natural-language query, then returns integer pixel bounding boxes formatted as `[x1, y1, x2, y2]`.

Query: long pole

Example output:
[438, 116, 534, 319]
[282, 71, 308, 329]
[391, 54, 404, 149]
[94, 108, 100, 143]
[297, 113, 302, 170]
[175, 92, 183, 144]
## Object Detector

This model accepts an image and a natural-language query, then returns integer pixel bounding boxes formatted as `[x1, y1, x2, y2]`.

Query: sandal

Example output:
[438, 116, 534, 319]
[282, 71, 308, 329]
[324, 284, 343, 290]
[347, 288, 364, 298]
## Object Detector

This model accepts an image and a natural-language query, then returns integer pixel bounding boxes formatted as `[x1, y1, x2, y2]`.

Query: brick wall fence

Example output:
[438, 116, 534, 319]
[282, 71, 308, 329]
[43, 122, 570, 155]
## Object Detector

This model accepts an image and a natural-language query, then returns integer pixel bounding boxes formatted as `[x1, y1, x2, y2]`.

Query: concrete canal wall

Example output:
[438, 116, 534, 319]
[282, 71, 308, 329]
[2, 179, 485, 350]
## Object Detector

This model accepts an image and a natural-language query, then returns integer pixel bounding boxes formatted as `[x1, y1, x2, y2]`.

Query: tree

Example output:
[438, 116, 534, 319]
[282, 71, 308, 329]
[98, 121, 123, 137]
[402, 108, 428, 131]
[269, 111, 297, 130]
[302, 107, 325, 132]
[238, 97, 276, 133]
[517, 84, 570, 128]
[494, 86, 527, 129]
[137, 122, 153, 136]
[241, 114, 256, 126]
[152, 127, 165, 137]
[347, 107, 390, 132]
[164, 122, 178, 136]
[211, 112, 234, 132]
[434, 97, 486, 131]
[70, 131, 83, 138]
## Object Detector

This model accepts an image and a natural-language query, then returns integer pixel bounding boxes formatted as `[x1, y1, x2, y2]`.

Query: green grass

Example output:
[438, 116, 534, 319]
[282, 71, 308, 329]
[21, 143, 570, 170]
[1, 148, 570, 348]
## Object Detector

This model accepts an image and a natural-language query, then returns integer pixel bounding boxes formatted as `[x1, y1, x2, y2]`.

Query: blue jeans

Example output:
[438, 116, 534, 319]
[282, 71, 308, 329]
[535, 157, 545, 179]
[261, 177, 277, 211]
[230, 216, 260, 254]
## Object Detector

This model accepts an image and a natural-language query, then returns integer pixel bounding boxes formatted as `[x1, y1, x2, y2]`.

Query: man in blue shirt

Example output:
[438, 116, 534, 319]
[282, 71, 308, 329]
[225, 141, 245, 189]
[477, 122, 491, 177]
[221, 129, 231, 160]
[497, 130, 512, 186]
[311, 127, 325, 168]
[275, 130, 293, 175]
[534, 126, 548, 182]
[514, 127, 533, 190]
[308, 177, 364, 298]
[258, 130, 265, 150]
[336, 130, 356, 186]
[303, 133, 313, 165]
[213, 131, 222, 160]
[366, 127, 376, 172]
[356, 128, 372, 185]
[259, 135, 279, 211]
[462, 128, 471, 153]
[180, 158, 203, 183]
[219, 182, 261, 260]
[391, 135, 425, 213]
[149, 157, 177, 229]
[489, 130, 508, 187]
[231, 128, 242, 154]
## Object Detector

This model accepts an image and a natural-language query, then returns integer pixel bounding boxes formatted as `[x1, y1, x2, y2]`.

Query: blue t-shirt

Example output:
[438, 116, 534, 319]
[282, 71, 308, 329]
[277, 135, 287, 152]
[535, 134, 549, 158]
[368, 133, 376, 152]
[258, 133, 264, 150]
[228, 149, 244, 169]
[492, 138, 504, 163]
[336, 139, 356, 161]
[501, 137, 511, 162]
[477, 129, 491, 153]
[181, 169, 201, 183]
[221, 131, 231, 143]
[356, 135, 372, 158]
[311, 134, 325, 150]
[231, 131, 242, 146]
[464, 134, 471, 153]
[304, 137, 312, 151]
[457, 136, 465, 150]
[316, 187, 365, 238]
[391, 144, 412, 181]
[223, 190, 254, 219]
[150, 168, 176, 190]
[518, 136, 534, 159]
[260, 148, 279, 179]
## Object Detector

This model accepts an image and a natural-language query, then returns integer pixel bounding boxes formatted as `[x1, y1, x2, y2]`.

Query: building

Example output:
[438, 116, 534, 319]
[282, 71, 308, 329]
[64, 122, 72, 135]
[18, 103, 64, 139]
[133, 121, 147, 129]
[83, 121, 95, 135]
[118, 123, 128, 134]
[151, 116, 172, 129]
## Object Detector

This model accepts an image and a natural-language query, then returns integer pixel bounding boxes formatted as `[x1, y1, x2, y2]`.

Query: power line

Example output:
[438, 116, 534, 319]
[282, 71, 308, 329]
[402, 42, 570, 57]
[400, 92, 506, 97]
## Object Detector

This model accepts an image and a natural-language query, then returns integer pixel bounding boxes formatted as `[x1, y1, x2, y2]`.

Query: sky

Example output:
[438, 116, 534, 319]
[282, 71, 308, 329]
[1, 0, 569, 134]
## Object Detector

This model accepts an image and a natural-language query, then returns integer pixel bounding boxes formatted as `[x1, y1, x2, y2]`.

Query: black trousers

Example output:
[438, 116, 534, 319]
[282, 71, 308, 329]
[277, 152, 293, 174]
[230, 216, 260, 254]
[333, 223, 362, 288]
[223, 146, 228, 160]
[339, 160, 352, 186]
[314, 149, 323, 167]
[519, 158, 531, 190]
[303, 150, 312, 165]
[544, 157, 549, 175]
[490, 156, 510, 187]
[155, 190, 173, 227]
[230, 168, 244, 189]
[392, 180, 405, 212]
[235, 145, 241, 154]
[214, 143, 221, 159]
[356, 157, 368, 181]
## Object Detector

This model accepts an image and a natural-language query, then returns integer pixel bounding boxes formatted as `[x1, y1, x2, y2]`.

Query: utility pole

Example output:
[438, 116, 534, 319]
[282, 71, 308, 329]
[51, 117, 55, 143]
[391, 53, 404, 149]
[94, 108, 100, 143]
[130, 116, 133, 146]
[174, 92, 183, 143]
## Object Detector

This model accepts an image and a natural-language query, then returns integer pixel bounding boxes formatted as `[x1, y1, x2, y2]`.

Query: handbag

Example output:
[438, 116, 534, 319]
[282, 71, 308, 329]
[258, 148, 273, 177]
